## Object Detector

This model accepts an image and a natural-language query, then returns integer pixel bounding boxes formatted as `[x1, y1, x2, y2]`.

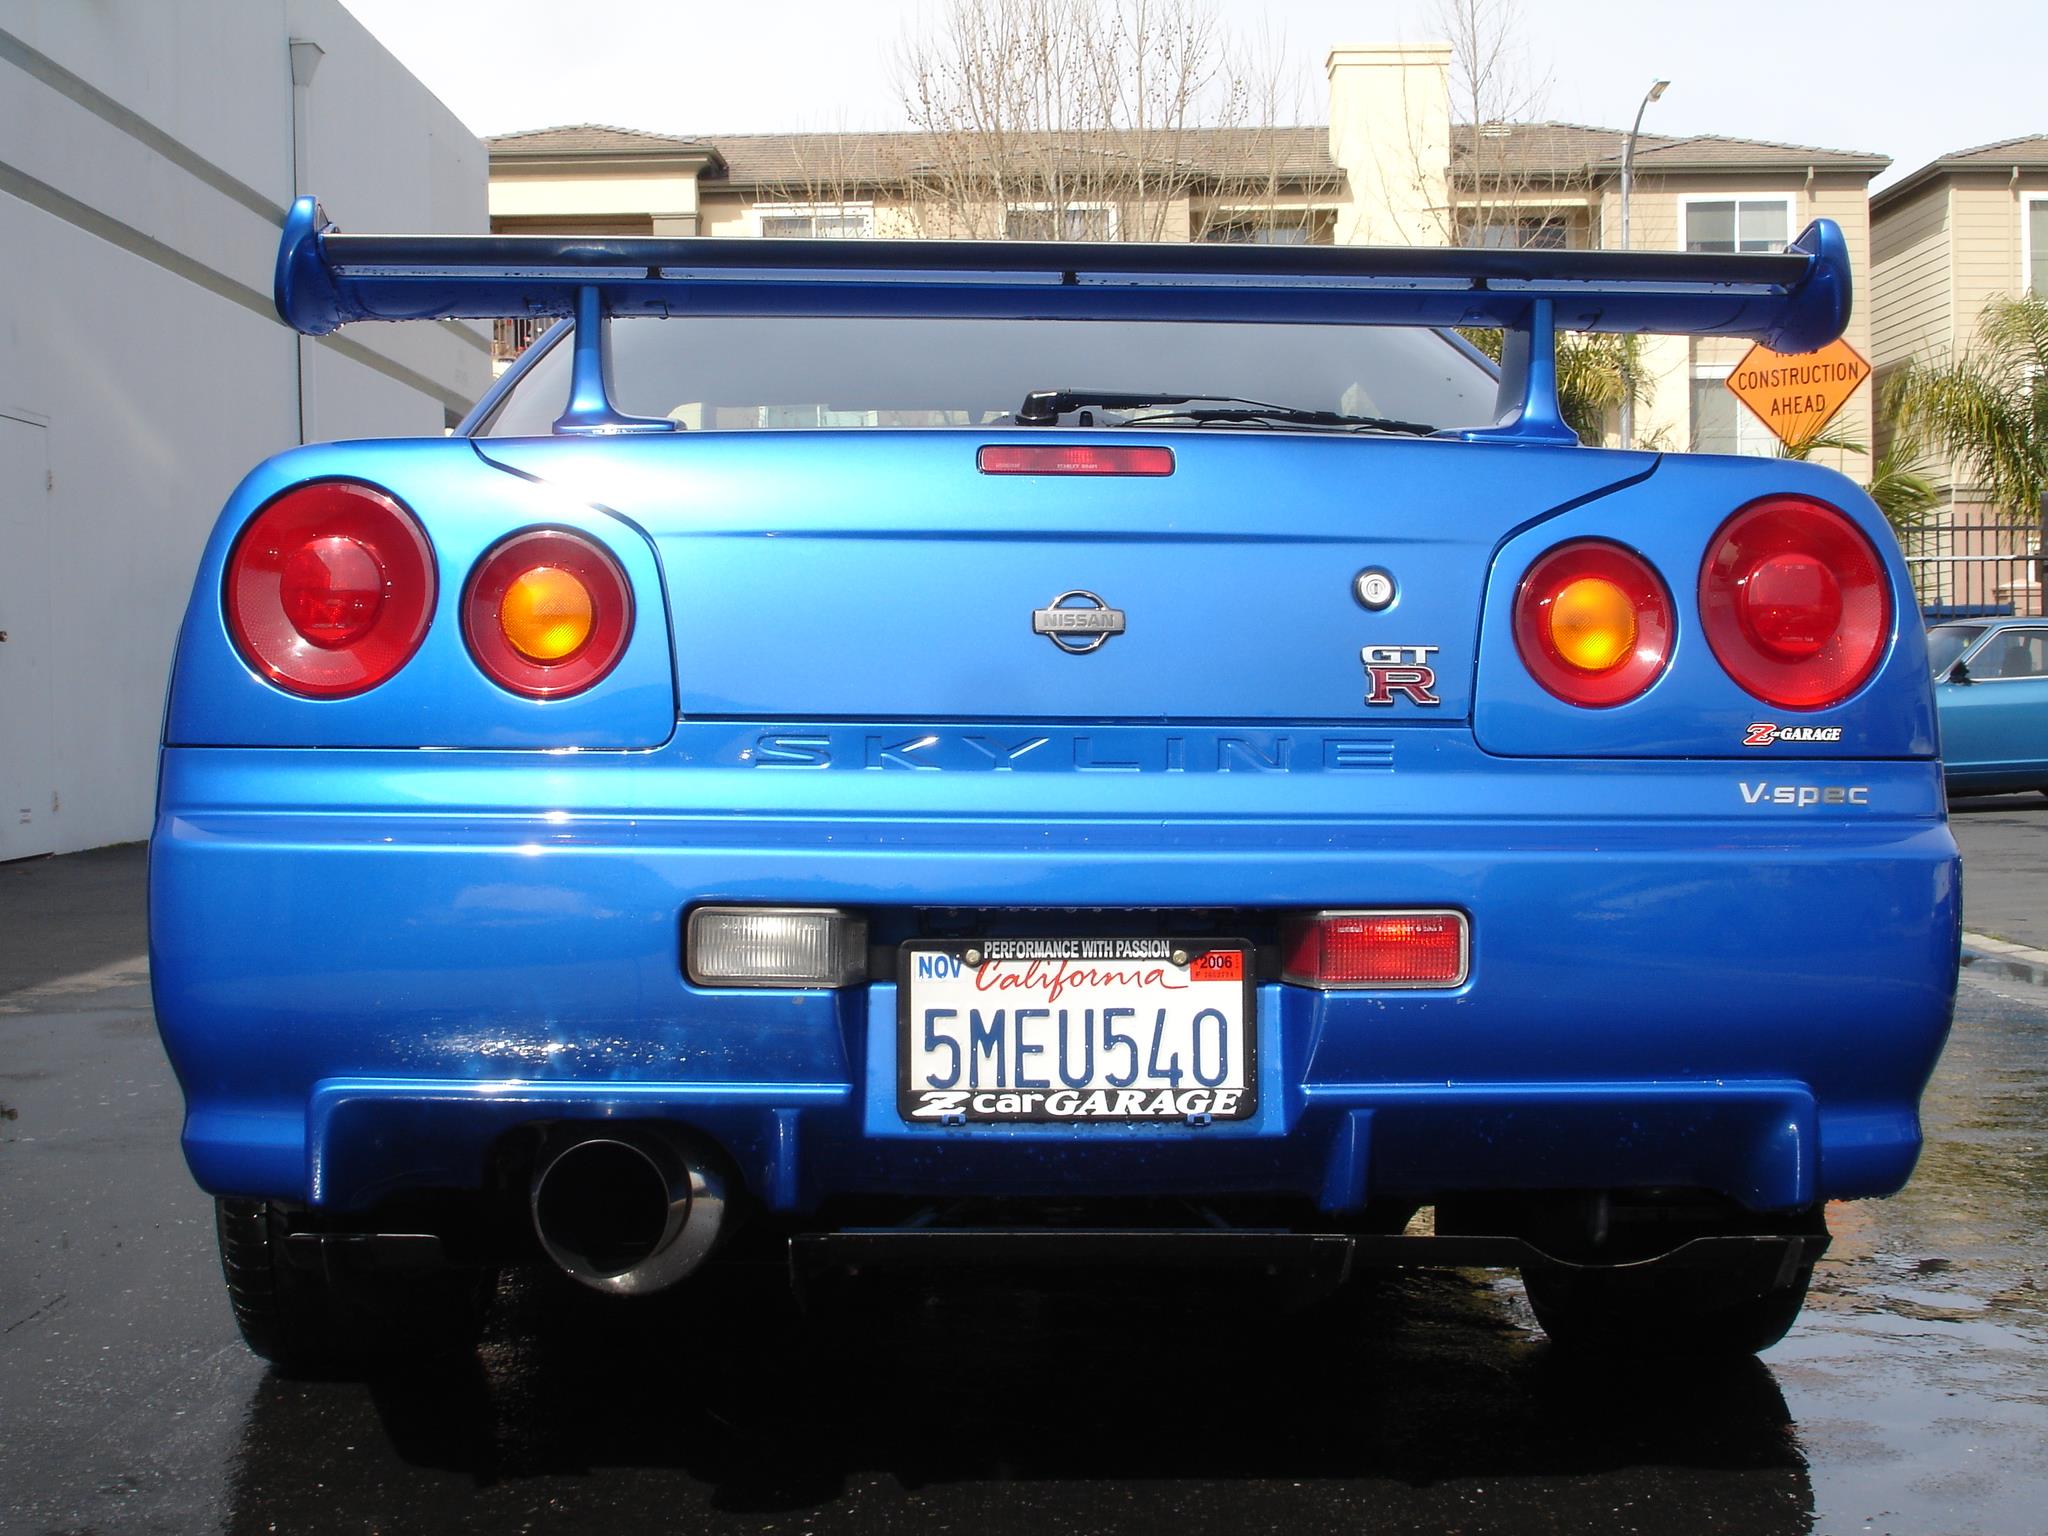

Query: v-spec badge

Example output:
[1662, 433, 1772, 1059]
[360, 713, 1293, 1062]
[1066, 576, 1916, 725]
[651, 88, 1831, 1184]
[1740, 781, 1870, 807]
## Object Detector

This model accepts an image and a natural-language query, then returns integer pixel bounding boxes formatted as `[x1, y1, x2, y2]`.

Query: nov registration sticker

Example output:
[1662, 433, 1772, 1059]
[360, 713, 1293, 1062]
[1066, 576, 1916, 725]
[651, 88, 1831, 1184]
[899, 938, 1256, 1123]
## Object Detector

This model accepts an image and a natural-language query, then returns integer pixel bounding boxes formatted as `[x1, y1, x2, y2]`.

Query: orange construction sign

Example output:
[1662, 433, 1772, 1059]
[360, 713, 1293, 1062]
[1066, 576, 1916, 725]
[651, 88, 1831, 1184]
[1724, 337, 1872, 449]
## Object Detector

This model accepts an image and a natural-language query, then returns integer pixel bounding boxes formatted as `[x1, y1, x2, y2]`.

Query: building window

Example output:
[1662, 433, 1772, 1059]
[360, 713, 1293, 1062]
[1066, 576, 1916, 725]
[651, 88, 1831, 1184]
[1198, 210, 1335, 245]
[2027, 197, 2048, 295]
[1682, 197, 1792, 254]
[1005, 203, 1116, 241]
[1459, 213, 1572, 250]
[756, 205, 874, 238]
[1690, 371, 1777, 456]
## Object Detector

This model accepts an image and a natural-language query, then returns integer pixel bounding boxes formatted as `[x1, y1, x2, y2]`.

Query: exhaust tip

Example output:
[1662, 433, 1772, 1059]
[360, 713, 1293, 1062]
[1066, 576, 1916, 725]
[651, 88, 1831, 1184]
[530, 1129, 724, 1296]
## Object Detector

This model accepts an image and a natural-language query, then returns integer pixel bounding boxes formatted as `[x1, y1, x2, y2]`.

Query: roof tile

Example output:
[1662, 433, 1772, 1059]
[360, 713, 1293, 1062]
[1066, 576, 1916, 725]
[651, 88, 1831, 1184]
[488, 120, 1886, 186]
[489, 124, 713, 154]
[690, 126, 1341, 186]
[1448, 121, 1885, 177]
[1935, 133, 2048, 164]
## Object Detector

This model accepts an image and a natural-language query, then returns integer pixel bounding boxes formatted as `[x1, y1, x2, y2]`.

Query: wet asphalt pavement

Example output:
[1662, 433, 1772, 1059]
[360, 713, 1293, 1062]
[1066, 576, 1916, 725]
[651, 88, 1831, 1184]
[2, 826, 2045, 1536]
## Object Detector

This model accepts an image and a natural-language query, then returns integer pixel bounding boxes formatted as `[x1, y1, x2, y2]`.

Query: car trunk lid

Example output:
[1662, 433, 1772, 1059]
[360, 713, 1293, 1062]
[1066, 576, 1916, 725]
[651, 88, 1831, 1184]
[473, 430, 1651, 724]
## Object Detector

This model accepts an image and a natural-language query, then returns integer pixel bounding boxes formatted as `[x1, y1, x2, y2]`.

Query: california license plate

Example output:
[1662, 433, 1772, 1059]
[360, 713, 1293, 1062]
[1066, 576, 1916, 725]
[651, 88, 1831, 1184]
[898, 938, 1256, 1122]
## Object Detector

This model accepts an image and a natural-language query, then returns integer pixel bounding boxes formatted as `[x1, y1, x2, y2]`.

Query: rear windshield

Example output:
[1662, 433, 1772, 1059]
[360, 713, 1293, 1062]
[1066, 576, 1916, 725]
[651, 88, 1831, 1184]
[480, 316, 1499, 437]
[1927, 625, 1984, 676]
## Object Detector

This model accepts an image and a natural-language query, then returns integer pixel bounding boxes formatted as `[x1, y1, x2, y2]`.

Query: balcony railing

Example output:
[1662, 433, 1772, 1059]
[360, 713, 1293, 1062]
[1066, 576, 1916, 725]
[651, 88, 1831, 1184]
[491, 315, 554, 364]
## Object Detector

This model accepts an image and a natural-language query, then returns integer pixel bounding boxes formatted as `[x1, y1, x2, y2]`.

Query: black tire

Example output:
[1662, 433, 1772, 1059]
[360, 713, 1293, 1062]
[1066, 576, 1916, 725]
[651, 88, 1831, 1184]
[215, 1198, 493, 1375]
[1521, 1259, 1813, 1358]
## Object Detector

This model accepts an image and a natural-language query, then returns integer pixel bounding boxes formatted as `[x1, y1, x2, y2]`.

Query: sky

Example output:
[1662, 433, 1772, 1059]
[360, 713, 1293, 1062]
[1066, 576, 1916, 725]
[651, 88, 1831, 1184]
[339, 0, 2047, 190]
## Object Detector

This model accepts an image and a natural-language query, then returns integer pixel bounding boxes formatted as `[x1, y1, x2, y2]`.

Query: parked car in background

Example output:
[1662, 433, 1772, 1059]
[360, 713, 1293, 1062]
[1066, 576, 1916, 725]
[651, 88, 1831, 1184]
[1932, 616, 2048, 794]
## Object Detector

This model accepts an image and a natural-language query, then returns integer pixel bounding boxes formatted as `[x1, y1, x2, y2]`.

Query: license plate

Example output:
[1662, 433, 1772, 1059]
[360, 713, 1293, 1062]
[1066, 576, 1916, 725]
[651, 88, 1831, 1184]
[898, 938, 1256, 1123]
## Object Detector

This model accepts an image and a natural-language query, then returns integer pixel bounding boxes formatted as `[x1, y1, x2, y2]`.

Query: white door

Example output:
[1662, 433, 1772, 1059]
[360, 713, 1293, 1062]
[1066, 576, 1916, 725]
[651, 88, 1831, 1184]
[0, 414, 55, 860]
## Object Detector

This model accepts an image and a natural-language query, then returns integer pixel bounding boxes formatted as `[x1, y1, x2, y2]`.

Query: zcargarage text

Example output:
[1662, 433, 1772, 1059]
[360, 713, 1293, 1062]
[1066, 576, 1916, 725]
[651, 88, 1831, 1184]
[910, 1087, 1246, 1119]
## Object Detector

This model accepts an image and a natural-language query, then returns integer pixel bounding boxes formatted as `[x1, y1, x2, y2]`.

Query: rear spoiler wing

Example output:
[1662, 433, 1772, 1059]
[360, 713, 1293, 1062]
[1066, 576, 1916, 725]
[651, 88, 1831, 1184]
[276, 195, 1851, 444]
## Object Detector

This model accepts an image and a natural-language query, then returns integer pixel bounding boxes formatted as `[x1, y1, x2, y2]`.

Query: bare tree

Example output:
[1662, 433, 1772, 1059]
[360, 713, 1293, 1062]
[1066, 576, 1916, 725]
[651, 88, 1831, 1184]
[1199, 17, 1342, 243]
[747, 2, 1334, 245]
[1413, 0, 1648, 440]
[752, 120, 910, 239]
[1375, 0, 1585, 250]
[1439, 0, 1571, 246]
[889, 0, 1300, 242]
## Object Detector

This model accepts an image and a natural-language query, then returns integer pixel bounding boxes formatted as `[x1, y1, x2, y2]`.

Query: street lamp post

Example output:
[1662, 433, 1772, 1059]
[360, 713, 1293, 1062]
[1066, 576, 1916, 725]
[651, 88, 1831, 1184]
[1618, 78, 1670, 450]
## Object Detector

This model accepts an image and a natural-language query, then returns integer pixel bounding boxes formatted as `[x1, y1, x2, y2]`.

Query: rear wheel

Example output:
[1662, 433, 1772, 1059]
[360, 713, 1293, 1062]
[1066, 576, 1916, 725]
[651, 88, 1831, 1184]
[1521, 1259, 1813, 1358]
[215, 1198, 494, 1375]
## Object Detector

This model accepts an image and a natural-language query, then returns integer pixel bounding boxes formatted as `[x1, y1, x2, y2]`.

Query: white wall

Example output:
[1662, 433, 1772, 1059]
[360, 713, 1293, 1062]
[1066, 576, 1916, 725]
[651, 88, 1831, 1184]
[0, 0, 489, 857]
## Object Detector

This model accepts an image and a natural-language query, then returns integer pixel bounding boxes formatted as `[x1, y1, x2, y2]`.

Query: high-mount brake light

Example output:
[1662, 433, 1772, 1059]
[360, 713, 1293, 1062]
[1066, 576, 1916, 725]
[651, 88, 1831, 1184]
[224, 481, 435, 698]
[1699, 494, 1889, 709]
[1281, 911, 1469, 989]
[1513, 540, 1673, 707]
[464, 528, 633, 698]
[977, 444, 1175, 476]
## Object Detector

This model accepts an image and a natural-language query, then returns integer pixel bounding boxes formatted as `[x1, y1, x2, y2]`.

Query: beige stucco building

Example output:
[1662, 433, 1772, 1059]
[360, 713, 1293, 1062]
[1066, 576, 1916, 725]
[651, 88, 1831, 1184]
[486, 45, 1887, 476]
[1872, 134, 2048, 408]
[1870, 135, 2048, 611]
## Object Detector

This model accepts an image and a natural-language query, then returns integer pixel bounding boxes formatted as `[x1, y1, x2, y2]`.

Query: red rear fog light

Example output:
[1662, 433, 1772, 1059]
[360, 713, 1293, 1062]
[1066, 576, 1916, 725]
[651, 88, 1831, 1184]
[977, 444, 1174, 476]
[1281, 910, 1470, 989]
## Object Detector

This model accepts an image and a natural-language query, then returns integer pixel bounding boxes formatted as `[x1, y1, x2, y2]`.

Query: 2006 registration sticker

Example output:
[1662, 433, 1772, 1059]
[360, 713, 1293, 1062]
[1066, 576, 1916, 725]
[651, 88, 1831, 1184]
[899, 938, 1256, 1122]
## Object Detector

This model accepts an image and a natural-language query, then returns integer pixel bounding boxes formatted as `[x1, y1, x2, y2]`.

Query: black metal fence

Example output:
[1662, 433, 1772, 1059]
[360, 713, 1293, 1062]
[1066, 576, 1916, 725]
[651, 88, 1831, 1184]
[1904, 506, 2046, 621]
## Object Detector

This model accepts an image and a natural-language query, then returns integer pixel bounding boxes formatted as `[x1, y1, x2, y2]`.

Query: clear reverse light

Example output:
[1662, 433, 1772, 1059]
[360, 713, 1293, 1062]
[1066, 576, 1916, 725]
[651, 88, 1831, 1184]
[686, 907, 868, 988]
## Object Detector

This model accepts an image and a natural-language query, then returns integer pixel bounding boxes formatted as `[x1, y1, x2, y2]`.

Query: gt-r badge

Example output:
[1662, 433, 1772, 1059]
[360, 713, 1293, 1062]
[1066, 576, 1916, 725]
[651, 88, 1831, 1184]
[1032, 590, 1125, 653]
[1745, 722, 1845, 747]
[1362, 644, 1441, 706]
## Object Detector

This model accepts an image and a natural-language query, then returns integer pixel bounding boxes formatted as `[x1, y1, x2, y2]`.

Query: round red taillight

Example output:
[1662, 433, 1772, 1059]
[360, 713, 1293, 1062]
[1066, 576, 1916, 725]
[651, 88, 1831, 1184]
[1699, 495, 1890, 709]
[1513, 540, 1674, 707]
[225, 482, 435, 697]
[462, 528, 633, 698]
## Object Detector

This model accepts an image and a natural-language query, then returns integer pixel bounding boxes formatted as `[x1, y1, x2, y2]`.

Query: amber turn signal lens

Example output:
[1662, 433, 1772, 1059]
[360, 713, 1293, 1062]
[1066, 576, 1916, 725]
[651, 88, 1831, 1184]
[463, 528, 634, 698]
[1548, 576, 1638, 673]
[499, 565, 594, 662]
[1513, 540, 1673, 708]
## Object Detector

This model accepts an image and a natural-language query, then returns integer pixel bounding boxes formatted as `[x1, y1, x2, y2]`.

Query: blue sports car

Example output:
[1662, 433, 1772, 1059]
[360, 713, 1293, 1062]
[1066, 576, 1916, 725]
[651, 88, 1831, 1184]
[1931, 615, 2048, 794]
[150, 199, 1958, 1370]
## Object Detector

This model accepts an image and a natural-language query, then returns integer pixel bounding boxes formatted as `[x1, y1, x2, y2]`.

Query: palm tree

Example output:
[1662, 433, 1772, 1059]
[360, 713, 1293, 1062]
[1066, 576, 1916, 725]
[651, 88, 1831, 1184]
[1777, 421, 1940, 538]
[1459, 329, 1649, 445]
[1893, 292, 2048, 518]
[1554, 334, 1647, 446]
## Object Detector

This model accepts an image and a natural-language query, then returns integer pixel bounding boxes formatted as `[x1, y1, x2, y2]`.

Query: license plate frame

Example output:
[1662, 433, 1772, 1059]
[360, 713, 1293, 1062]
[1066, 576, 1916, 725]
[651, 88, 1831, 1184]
[896, 937, 1257, 1124]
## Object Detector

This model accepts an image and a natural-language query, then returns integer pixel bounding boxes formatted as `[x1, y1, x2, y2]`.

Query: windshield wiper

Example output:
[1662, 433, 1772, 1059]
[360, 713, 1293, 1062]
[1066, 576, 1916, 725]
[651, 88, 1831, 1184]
[1015, 388, 1436, 436]
[1122, 406, 1439, 435]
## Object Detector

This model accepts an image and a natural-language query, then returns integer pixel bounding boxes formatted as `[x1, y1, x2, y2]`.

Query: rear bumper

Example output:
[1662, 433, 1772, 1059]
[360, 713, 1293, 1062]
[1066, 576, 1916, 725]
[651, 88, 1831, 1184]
[149, 740, 1960, 1216]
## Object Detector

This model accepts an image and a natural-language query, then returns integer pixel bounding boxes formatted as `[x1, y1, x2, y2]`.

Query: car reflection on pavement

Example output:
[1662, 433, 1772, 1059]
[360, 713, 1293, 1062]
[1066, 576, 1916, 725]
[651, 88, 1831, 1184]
[225, 1265, 1815, 1535]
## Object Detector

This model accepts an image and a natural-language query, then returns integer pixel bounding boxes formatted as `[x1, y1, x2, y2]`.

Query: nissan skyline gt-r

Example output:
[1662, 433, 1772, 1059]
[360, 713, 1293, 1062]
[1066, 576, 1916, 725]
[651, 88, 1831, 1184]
[150, 199, 1959, 1371]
